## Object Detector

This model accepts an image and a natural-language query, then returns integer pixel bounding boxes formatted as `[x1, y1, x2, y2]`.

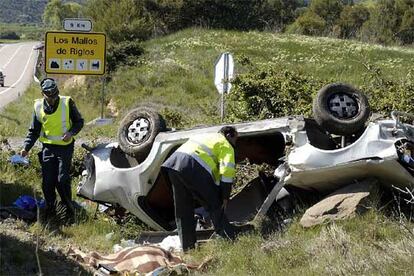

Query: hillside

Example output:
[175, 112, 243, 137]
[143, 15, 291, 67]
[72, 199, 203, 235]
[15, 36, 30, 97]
[0, 0, 85, 24]
[0, 28, 413, 275]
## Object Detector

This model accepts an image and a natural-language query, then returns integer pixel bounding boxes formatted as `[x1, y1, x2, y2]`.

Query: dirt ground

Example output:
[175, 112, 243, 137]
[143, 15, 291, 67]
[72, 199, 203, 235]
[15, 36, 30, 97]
[0, 218, 92, 276]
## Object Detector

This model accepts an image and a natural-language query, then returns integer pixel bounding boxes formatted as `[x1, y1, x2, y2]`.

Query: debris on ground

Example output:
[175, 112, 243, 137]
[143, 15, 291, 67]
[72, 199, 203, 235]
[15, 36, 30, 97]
[9, 154, 29, 165]
[300, 178, 379, 227]
[68, 245, 198, 275]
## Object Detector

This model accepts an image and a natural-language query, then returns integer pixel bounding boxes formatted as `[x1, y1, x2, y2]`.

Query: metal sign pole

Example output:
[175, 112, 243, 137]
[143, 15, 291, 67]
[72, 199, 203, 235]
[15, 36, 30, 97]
[100, 76, 105, 119]
[220, 92, 224, 122]
[221, 53, 229, 122]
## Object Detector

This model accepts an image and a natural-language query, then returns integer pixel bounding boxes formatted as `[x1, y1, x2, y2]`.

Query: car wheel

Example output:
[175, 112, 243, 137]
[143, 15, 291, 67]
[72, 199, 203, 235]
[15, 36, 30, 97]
[118, 107, 166, 162]
[313, 83, 371, 136]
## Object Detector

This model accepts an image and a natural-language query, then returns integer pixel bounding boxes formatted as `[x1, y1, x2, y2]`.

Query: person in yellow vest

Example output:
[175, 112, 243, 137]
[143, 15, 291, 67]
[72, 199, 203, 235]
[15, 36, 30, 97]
[20, 78, 84, 224]
[162, 126, 238, 251]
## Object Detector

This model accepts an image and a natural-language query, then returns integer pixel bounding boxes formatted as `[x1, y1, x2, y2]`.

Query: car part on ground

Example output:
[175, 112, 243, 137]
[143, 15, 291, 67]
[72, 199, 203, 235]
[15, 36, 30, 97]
[313, 83, 371, 136]
[118, 107, 166, 162]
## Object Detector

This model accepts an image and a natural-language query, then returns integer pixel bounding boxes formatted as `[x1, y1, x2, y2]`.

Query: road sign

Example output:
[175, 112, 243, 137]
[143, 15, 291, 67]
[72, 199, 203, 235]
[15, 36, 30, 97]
[45, 31, 106, 75]
[63, 18, 93, 32]
[214, 52, 234, 94]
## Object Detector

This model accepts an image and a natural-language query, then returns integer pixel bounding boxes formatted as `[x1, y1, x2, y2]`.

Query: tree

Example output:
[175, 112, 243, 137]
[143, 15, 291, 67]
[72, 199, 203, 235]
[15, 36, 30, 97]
[263, 0, 306, 30]
[287, 11, 326, 35]
[309, 0, 344, 27]
[179, 0, 270, 30]
[85, 0, 153, 43]
[42, 0, 82, 29]
[398, 7, 414, 43]
[337, 4, 370, 38]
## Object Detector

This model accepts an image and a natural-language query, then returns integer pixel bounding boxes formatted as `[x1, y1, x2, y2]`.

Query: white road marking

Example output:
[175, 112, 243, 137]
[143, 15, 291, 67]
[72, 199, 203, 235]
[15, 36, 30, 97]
[1, 45, 23, 69]
[0, 48, 35, 96]
[0, 44, 9, 54]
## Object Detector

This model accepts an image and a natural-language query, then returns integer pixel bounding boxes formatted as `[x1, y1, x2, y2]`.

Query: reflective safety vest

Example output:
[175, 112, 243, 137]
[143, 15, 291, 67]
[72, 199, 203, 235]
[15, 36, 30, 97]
[34, 96, 73, 146]
[177, 133, 235, 185]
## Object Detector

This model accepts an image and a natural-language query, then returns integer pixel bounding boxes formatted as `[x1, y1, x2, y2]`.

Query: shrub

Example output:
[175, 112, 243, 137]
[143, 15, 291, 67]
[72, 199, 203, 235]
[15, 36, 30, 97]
[179, 0, 269, 30]
[364, 68, 414, 115]
[309, 0, 343, 27]
[227, 65, 414, 122]
[337, 4, 370, 39]
[0, 31, 20, 40]
[287, 11, 326, 36]
[227, 67, 322, 122]
[106, 41, 145, 74]
[85, 0, 153, 43]
[397, 7, 414, 44]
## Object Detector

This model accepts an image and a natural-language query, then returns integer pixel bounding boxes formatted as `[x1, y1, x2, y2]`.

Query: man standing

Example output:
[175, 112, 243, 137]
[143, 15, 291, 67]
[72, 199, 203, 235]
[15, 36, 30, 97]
[20, 78, 84, 224]
[162, 126, 238, 251]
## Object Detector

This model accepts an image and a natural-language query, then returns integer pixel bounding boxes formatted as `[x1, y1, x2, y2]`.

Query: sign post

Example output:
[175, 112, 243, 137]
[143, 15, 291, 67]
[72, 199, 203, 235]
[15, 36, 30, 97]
[214, 52, 234, 122]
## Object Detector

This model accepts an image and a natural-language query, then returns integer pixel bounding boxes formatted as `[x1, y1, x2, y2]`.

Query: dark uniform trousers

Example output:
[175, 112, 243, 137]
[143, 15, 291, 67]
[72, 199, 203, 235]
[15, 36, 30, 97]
[163, 155, 235, 251]
[38, 142, 74, 215]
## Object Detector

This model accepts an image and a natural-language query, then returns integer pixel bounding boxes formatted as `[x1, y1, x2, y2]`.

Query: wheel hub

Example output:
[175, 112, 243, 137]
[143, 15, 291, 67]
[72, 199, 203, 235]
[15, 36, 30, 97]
[328, 93, 358, 119]
[127, 118, 150, 144]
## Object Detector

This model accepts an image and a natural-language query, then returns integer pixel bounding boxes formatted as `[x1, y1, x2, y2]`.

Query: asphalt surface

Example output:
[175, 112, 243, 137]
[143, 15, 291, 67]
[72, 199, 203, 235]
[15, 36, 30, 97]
[0, 41, 39, 110]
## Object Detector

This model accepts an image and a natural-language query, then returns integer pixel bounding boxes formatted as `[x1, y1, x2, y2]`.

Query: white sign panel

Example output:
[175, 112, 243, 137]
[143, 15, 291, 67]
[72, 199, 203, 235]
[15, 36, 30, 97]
[214, 52, 234, 94]
[63, 18, 93, 32]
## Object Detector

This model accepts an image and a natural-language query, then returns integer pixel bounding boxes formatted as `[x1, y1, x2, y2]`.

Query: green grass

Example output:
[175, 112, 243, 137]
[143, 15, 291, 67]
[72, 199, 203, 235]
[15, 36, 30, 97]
[2, 28, 414, 138]
[0, 149, 144, 254]
[0, 22, 44, 41]
[1, 28, 414, 273]
[186, 212, 414, 275]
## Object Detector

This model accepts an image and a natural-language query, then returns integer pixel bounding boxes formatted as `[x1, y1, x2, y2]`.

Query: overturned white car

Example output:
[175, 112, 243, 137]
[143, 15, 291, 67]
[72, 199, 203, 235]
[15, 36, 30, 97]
[77, 83, 414, 230]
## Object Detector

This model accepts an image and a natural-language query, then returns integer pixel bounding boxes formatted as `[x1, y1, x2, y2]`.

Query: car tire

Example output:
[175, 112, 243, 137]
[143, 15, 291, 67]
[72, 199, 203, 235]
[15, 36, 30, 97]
[313, 83, 371, 136]
[118, 107, 166, 162]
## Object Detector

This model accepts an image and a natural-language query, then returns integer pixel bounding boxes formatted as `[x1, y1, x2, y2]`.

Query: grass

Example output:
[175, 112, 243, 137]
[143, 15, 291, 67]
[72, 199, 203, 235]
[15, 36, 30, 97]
[0, 22, 44, 41]
[0, 149, 144, 255]
[187, 212, 414, 275]
[1, 28, 414, 274]
[2, 28, 414, 139]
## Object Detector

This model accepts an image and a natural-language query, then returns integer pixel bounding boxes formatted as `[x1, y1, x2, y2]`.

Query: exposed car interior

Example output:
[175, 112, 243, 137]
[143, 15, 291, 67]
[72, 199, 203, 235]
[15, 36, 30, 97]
[140, 131, 286, 230]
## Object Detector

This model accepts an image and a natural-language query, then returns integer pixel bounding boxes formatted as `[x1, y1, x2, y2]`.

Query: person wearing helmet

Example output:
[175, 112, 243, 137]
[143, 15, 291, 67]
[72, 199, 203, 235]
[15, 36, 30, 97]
[20, 78, 84, 225]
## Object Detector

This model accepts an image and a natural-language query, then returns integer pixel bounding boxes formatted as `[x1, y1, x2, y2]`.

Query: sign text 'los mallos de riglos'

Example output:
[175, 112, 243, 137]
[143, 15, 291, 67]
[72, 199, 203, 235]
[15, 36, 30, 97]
[45, 31, 106, 75]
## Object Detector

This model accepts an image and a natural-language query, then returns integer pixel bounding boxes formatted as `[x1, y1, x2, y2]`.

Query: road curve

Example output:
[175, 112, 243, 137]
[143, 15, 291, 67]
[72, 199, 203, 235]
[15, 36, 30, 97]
[0, 41, 39, 110]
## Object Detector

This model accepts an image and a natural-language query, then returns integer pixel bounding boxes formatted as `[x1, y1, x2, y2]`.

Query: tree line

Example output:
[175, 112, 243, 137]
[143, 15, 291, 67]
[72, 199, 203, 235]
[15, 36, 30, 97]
[73, 0, 413, 46]
[2, 0, 413, 46]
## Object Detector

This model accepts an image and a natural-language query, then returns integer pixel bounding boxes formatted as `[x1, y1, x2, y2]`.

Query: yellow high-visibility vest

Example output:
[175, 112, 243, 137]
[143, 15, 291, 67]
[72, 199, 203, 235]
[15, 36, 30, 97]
[177, 133, 235, 185]
[34, 96, 73, 146]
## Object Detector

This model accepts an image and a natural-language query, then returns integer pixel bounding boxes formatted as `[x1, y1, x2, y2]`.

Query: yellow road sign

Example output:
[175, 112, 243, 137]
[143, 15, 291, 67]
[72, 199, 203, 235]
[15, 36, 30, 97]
[45, 31, 106, 75]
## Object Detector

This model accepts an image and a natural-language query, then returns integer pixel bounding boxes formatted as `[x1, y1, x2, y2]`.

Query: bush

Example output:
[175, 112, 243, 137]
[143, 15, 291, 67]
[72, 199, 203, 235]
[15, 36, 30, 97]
[397, 7, 414, 44]
[0, 31, 20, 40]
[227, 67, 322, 122]
[337, 4, 370, 39]
[179, 0, 269, 30]
[364, 68, 414, 115]
[106, 41, 145, 74]
[227, 65, 414, 122]
[85, 0, 153, 43]
[287, 11, 326, 36]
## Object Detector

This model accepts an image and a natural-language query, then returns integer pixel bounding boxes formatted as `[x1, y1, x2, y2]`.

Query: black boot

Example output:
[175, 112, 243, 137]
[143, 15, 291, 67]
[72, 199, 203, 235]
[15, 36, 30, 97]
[40, 204, 56, 225]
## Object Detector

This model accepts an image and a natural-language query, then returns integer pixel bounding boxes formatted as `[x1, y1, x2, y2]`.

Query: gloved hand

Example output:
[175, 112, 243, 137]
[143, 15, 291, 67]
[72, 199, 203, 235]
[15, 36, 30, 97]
[62, 132, 73, 142]
[20, 149, 28, 157]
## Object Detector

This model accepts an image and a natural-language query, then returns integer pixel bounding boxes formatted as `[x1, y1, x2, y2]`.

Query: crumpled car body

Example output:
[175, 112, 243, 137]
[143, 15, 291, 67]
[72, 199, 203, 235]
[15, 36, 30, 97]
[77, 112, 414, 231]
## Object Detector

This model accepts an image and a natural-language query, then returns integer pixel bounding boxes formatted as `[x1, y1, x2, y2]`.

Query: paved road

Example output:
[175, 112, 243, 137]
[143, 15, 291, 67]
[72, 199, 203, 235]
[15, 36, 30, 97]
[0, 42, 39, 110]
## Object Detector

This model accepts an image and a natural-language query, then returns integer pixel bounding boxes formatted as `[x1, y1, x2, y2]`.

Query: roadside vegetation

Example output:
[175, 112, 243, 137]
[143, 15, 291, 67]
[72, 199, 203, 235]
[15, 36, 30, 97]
[1, 27, 414, 274]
